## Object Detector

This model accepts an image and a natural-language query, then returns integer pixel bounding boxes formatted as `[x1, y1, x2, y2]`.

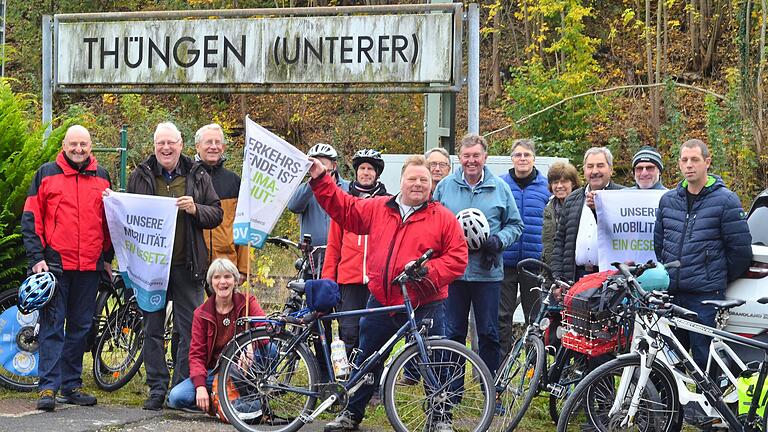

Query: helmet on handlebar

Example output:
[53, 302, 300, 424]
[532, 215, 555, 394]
[18, 272, 57, 314]
[456, 208, 490, 251]
[636, 263, 670, 292]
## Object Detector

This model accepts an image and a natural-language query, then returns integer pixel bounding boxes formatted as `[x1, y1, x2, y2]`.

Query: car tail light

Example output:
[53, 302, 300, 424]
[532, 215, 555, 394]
[743, 261, 768, 279]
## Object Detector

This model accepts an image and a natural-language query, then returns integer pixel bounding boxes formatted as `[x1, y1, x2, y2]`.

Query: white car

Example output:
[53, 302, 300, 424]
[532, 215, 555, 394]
[723, 189, 768, 360]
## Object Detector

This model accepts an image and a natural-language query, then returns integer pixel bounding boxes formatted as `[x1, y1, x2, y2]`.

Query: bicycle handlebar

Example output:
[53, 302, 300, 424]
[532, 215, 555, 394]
[393, 249, 433, 285]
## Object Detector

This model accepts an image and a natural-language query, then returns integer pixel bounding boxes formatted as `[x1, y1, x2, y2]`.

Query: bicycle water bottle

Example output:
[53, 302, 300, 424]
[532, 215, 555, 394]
[330, 321, 350, 379]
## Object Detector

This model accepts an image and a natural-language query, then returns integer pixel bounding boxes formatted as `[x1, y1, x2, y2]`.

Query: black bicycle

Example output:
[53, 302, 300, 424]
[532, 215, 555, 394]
[214, 249, 496, 432]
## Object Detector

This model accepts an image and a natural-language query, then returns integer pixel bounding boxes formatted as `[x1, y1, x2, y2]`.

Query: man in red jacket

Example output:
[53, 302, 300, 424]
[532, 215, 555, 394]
[21, 125, 113, 411]
[322, 149, 389, 354]
[308, 155, 468, 432]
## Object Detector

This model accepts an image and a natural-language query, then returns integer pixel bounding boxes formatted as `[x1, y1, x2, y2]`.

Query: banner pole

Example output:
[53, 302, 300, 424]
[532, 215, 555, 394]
[246, 240, 252, 318]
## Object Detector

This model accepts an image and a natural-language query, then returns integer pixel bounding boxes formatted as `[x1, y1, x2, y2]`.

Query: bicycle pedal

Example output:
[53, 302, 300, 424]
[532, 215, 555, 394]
[547, 383, 566, 399]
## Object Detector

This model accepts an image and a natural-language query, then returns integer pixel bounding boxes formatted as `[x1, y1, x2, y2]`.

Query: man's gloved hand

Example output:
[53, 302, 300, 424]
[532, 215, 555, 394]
[481, 235, 503, 254]
[479, 235, 502, 270]
[405, 260, 428, 280]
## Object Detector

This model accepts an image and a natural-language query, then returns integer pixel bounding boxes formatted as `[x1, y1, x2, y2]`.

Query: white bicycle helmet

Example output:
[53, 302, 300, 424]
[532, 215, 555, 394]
[456, 208, 490, 251]
[307, 143, 338, 160]
[18, 272, 57, 314]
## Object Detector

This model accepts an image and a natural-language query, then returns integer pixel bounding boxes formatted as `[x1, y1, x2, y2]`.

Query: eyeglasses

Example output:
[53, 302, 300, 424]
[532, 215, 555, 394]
[155, 138, 181, 147]
[512, 152, 533, 160]
[427, 162, 450, 169]
[634, 165, 657, 173]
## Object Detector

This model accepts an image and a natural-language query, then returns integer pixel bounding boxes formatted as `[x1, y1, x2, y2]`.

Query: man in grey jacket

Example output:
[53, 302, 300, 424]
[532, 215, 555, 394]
[287, 143, 349, 278]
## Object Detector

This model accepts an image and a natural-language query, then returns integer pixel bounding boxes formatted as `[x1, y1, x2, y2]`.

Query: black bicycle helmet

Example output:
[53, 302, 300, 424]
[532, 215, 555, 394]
[352, 149, 385, 177]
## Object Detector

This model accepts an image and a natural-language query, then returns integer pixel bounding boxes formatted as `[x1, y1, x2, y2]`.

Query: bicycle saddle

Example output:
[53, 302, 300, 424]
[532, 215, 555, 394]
[288, 281, 306, 293]
[700, 298, 746, 310]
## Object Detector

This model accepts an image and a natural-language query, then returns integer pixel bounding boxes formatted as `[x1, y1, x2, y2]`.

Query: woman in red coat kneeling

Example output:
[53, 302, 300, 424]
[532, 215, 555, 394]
[167, 258, 265, 412]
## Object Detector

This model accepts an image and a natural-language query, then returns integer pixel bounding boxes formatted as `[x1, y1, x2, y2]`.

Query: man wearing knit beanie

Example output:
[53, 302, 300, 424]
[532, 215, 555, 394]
[631, 146, 667, 190]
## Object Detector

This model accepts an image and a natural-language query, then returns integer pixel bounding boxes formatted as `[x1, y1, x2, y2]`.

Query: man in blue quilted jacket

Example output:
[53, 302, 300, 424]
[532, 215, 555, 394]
[498, 139, 550, 355]
[654, 138, 752, 370]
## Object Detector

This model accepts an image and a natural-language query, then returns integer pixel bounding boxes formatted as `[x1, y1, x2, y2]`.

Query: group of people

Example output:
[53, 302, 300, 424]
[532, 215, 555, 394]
[21, 122, 262, 414]
[20, 121, 754, 432]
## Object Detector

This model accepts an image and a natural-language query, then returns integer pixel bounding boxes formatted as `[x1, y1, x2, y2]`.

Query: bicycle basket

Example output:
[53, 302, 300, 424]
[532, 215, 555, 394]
[562, 270, 624, 356]
[304, 279, 340, 313]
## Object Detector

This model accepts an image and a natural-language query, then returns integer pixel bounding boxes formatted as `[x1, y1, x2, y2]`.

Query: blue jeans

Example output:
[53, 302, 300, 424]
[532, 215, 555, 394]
[445, 280, 501, 375]
[167, 370, 215, 409]
[672, 291, 723, 369]
[38, 270, 100, 392]
[345, 297, 445, 422]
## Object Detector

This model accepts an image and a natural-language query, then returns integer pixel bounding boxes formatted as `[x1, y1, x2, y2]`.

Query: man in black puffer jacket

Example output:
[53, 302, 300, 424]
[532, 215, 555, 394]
[552, 147, 624, 283]
[127, 122, 223, 411]
[655, 139, 751, 369]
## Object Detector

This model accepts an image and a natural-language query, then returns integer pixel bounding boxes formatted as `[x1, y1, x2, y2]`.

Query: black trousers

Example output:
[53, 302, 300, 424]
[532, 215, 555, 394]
[499, 265, 539, 356]
[142, 266, 204, 397]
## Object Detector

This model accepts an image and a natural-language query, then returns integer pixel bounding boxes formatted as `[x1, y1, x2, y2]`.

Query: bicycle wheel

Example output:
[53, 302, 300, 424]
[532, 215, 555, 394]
[93, 299, 144, 391]
[548, 349, 588, 424]
[557, 353, 679, 432]
[89, 279, 126, 353]
[495, 334, 546, 431]
[383, 338, 495, 432]
[217, 329, 319, 432]
[0, 288, 38, 391]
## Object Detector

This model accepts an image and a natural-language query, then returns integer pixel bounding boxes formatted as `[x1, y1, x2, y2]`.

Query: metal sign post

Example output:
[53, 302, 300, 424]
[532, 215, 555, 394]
[0, 0, 6, 77]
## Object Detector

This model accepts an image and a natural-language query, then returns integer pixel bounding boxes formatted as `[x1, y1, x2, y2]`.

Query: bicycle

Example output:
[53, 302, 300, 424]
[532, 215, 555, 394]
[557, 261, 768, 432]
[214, 249, 496, 432]
[0, 274, 126, 391]
[494, 258, 603, 430]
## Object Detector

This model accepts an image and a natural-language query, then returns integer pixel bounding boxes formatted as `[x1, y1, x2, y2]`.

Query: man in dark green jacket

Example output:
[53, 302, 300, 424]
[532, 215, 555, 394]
[127, 122, 223, 411]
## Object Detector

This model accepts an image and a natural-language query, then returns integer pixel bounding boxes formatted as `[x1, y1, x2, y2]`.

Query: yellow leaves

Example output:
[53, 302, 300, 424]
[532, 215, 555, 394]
[102, 93, 117, 106]
[622, 8, 636, 26]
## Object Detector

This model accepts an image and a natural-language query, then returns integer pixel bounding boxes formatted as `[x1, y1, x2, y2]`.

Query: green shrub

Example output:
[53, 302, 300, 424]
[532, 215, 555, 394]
[0, 79, 72, 292]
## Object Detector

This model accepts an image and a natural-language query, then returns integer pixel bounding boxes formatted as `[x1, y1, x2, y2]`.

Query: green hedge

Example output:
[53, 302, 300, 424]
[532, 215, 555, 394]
[0, 80, 72, 292]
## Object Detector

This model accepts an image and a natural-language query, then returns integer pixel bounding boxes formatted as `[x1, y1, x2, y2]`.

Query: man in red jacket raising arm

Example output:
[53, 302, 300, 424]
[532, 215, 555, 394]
[306, 154, 468, 432]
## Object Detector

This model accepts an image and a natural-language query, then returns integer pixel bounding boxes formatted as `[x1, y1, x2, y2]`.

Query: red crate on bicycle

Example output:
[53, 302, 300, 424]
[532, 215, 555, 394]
[562, 270, 625, 356]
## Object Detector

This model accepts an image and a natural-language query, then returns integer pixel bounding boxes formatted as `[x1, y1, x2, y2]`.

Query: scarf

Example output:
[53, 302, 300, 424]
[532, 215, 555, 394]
[349, 181, 388, 198]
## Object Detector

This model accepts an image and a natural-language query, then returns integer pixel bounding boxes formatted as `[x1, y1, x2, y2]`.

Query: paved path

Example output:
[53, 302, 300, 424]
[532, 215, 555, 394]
[0, 398, 383, 432]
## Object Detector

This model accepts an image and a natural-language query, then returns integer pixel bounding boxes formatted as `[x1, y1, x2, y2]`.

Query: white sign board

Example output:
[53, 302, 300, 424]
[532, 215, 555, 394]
[56, 13, 453, 86]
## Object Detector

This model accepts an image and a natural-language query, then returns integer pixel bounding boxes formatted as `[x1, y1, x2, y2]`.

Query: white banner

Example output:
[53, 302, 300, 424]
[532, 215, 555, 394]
[104, 192, 178, 312]
[595, 190, 666, 271]
[234, 116, 311, 248]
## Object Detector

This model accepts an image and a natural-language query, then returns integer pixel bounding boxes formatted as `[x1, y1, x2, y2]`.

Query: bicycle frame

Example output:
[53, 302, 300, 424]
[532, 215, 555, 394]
[613, 308, 768, 431]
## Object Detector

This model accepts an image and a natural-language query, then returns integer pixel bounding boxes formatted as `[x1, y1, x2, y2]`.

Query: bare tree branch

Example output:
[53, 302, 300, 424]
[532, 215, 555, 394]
[483, 82, 725, 138]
